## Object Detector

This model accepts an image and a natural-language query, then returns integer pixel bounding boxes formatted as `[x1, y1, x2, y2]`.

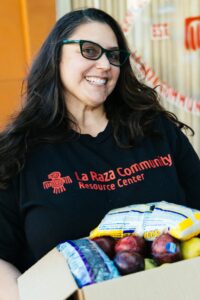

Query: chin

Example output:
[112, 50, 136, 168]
[86, 98, 107, 107]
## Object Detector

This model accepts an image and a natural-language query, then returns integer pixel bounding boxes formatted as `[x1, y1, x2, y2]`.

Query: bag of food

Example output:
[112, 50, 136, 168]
[57, 238, 120, 287]
[90, 201, 200, 241]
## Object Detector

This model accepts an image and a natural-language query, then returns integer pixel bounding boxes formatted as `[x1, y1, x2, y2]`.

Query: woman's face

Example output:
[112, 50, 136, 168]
[59, 22, 120, 113]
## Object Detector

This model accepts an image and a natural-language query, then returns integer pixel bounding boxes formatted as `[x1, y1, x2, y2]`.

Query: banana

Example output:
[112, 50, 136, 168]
[181, 237, 200, 259]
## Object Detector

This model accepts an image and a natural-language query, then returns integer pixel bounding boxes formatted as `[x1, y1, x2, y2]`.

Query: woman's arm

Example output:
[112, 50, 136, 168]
[0, 259, 21, 300]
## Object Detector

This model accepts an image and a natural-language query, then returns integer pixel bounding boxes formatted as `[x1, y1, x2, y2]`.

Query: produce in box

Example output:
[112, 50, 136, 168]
[57, 201, 200, 288]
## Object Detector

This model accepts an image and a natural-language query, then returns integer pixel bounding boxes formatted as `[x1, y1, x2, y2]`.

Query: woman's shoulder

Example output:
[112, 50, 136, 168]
[152, 113, 192, 151]
[153, 113, 183, 137]
[153, 113, 177, 128]
[155, 113, 199, 159]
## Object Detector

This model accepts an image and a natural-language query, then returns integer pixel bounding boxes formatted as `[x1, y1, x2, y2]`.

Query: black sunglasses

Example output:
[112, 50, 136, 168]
[62, 39, 130, 67]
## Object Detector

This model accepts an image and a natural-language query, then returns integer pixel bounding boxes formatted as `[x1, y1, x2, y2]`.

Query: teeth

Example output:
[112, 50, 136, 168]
[85, 76, 107, 85]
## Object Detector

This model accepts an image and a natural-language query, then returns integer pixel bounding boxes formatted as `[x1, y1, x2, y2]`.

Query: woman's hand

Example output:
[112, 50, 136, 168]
[0, 259, 21, 300]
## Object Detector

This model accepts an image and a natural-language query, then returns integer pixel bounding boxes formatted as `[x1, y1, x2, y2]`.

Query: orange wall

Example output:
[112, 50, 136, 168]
[0, 0, 56, 129]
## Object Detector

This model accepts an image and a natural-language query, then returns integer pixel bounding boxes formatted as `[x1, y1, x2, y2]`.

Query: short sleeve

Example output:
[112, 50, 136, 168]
[165, 119, 200, 210]
[0, 179, 29, 271]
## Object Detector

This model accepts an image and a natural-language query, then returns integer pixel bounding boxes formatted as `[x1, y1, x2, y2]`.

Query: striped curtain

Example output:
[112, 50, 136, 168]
[124, 0, 200, 156]
[56, 0, 127, 23]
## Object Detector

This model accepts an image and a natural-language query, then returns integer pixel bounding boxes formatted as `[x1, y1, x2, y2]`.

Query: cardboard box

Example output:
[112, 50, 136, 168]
[18, 248, 200, 300]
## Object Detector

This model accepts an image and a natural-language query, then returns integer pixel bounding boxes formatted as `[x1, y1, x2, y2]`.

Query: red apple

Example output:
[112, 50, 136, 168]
[151, 233, 181, 265]
[115, 236, 145, 255]
[92, 236, 116, 259]
[114, 251, 145, 275]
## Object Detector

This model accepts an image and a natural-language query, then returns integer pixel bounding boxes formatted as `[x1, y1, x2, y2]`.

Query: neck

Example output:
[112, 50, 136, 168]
[70, 105, 108, 137]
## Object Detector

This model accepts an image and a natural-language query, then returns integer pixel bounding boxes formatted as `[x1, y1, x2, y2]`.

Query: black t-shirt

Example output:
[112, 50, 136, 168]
[0, 116, 200, 272]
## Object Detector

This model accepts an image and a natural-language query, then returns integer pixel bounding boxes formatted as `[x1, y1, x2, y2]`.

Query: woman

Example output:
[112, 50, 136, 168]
[0, 8, 200, 299]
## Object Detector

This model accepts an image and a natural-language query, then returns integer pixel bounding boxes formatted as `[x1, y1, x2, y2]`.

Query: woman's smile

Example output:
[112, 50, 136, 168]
[85, 76, 108, 86]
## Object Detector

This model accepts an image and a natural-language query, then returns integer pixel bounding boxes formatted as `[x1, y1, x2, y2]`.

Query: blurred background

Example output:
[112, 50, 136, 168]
[0, 0, 199, 154]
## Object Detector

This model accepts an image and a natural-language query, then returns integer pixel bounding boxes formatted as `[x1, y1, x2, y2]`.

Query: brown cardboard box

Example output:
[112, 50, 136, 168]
[18, 247, 200, 300]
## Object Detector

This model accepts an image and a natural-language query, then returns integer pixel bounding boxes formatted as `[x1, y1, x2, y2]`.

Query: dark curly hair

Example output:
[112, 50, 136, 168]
[0, 8, 193, 188]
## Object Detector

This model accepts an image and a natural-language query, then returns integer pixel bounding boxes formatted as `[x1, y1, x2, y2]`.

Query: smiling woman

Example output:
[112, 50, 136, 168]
[59, 21, 121, 132]
[0, 7, 200, 298]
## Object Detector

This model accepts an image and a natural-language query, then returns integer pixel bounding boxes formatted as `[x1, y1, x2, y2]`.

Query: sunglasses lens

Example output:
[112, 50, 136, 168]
[107, 51, 121, 66]
[109, 51, 130, 66]
[81, 42, 101, 59]
[81, 41, 130, 66]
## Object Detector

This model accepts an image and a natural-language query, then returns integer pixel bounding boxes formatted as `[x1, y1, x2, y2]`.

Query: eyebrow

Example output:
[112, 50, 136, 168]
[87, 42, 119, 50]
[108, 46, 120, 50]
[63, 39, 120, 51]
[87, 41, 119, 50]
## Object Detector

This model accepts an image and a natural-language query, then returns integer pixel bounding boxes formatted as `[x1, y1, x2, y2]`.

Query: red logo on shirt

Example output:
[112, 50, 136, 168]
[43, 171, 72, 194]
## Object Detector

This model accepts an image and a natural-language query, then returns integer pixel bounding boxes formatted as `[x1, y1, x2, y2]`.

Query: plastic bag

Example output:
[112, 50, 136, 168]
[57, 238, 120, 287]
[90, 201, 200, 241]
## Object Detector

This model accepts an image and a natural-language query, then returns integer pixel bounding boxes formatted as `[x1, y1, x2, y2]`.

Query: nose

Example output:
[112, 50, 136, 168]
[96, 53, 111, 70]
